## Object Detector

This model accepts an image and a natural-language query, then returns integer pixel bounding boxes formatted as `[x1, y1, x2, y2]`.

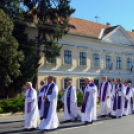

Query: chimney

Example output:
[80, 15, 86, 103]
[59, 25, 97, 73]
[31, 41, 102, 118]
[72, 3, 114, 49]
[106, 22, 111, 26]
[132, 30, 134, 32]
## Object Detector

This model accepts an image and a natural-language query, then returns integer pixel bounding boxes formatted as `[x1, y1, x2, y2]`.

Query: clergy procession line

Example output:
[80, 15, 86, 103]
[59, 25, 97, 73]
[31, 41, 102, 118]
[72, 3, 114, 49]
[23, 76, 134, 133]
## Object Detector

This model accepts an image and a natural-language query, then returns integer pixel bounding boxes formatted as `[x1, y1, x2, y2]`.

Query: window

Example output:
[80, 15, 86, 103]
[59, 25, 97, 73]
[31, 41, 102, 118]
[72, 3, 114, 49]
[116, 57, 122, 69]
[79, 52, 87, 65]
[127, 80, 132, 84]
[93, 53, 99, 67]
[127, 58, 132, 70]
[79, 79, 85, 89]
[69, 25, 76, 29]
[106, 55, 111, 68]
[48, 57, 56, 64]
[53, 77, 57, 83]
[64, 78, 72, 89]
[64, 50, 72, 64]
[107, 79, 111, 84]
[94, 79, 99, 89]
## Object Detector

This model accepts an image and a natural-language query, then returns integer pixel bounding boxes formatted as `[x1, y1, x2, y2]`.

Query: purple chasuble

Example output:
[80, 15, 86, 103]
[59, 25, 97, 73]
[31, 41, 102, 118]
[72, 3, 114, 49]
[43, 83, 55, 119]
[67, 85, 73, 114]
[81, 83, 95, 113]
[27, 88, 32, 113]
[99, 82, 109, 102]
[124, 87, 130, 108]
[38, 85, 47, 110]
[113, 84, 118, 111]
[118, 84, 122, 109]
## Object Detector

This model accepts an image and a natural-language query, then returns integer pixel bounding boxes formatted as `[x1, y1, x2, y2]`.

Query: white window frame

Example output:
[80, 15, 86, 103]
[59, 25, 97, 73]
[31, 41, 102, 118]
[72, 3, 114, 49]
[63, 49, 73, 65]
[93, 53, 100, 67]
[116, 57, 122, 69]
[47, 57, 57, 64]
[94, 79, 100, 89]
[106, 55, 112, 68]
[127, 58, 132, 70]
[79, 78, 86, 89]
[79, 51, 87, 66]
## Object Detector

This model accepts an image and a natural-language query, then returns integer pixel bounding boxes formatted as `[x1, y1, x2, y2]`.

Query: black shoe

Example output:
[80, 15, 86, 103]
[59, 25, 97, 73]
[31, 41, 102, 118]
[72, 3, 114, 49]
[89, 121, 93, 124]
[119, 116, 122, 118]
[109, 113, 112, 117]
[40, 116, 43, 120]
[40, 129, 47, 133]
[22, 128, 28, 131]
[74, 117, 78, 122]
[64, 120, 71, 123]
[112, 116, 117, 119]
[100, 115, 106, 118]
[123, 114, 127, 116]
[84, 121, 93, 125]
[31, 128, 37, 130]
[84, 121, 89, 125]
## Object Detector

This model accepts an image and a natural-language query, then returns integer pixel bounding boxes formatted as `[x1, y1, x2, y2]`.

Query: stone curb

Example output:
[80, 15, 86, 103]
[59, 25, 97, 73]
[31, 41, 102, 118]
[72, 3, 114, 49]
[0, 106, 100, 117]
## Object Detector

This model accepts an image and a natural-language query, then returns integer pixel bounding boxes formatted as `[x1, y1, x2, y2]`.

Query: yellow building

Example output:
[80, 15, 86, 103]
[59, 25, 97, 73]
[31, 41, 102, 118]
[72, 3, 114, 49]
[26, 17, 134, 91]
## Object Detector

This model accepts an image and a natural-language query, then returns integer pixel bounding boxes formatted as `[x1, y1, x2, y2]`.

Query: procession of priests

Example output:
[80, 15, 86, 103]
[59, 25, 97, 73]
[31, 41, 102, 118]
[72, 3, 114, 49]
[23, 75, 134, 133]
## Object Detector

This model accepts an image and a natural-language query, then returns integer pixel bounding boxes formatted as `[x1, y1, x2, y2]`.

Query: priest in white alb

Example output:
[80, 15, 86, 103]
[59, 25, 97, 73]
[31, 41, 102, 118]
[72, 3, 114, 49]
[98, 76, 111, 117]
[61, 80, 80, 122]
[111, 78, 126, 118]
[80, 77, 97, 125]
[123, 81, 132, 116]
[38, 80, 46, 120]
[39, 76, 59, 133]
[24, 82, 40, 130]
[110, 78, 117, 114]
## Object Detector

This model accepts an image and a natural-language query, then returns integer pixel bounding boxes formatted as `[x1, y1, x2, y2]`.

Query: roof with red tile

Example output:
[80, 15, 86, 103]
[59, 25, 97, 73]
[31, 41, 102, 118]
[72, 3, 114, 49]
[68, 17, 134, 40]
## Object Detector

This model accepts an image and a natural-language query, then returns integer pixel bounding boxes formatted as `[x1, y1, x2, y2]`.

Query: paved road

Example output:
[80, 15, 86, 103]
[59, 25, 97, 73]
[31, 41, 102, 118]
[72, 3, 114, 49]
[0, 110, 134, 134]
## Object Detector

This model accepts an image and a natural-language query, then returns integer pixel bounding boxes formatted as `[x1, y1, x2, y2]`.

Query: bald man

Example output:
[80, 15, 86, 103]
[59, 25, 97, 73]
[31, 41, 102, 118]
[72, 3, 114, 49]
[24, 82, 40, 130]
[61, 80, 80, 122]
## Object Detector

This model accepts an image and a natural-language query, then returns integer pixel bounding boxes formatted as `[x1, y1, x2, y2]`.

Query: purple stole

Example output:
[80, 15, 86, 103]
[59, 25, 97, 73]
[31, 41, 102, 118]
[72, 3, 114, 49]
[124, 87, 130, 108]
[27, 88, 32, 113]
[67, 85, 73, 114]
[43, 83, 55, 119]
[99, 82, 109, 102]
[81, 83, 95, 113]
[113, 84, 118, 111]
[38, 85, 47, 110]
[118, 84, 122, 109]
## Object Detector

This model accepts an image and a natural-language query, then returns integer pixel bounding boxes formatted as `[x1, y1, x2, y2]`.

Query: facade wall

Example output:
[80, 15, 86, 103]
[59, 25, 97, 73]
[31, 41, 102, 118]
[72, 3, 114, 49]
[25, 27, 134, 91]
[37, 34, 134, 91]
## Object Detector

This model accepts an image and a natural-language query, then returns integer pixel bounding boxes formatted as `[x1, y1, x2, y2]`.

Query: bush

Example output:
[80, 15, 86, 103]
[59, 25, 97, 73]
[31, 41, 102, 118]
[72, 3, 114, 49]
[77, 92, 83, 107]
[57, 93, 64, 109]
[0, 95, 24, 113]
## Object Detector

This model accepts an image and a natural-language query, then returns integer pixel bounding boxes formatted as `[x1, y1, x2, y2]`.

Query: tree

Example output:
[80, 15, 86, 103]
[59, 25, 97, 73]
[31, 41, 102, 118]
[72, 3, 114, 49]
[24, 0, 75, 88]
[0, 1, 40, 96]
[0, 9, 24, 98]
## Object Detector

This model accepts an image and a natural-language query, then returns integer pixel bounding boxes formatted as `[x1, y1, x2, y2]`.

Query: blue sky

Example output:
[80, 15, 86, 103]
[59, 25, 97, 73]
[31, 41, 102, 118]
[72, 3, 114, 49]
[70, 0, 134, 31]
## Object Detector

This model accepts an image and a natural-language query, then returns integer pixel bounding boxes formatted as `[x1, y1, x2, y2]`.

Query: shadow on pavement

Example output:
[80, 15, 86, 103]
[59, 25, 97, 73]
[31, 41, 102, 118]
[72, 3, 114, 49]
[0, 120, 24, 124]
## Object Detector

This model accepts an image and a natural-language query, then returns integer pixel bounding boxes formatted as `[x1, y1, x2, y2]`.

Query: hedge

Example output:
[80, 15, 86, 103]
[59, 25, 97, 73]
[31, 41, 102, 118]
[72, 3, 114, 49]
[0, 92, 99, 113]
